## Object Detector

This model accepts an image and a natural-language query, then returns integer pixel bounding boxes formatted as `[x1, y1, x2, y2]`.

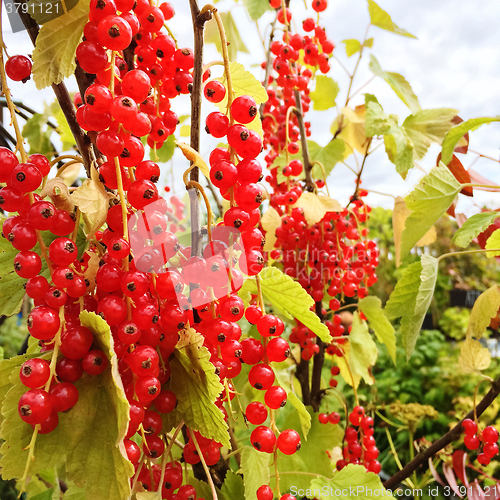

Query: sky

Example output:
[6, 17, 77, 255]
[2, 0, 500, 214]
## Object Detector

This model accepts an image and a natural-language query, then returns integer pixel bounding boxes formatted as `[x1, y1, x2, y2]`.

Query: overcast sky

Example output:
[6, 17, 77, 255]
[2, 0, 499, 213]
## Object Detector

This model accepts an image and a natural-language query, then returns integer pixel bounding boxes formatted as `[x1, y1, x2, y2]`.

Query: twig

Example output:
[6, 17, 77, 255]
[384, 376, 500, 489]
[293, 89, 315, 192]
[311, 301, 326, 411]
[16, 1, 94, 177]
[189, 0, 212, 257]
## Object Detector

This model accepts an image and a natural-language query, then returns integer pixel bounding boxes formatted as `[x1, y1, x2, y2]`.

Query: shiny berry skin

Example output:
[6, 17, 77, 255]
[82, 350, 109, 375]
[36, 411, 59, 434]
[127, 180, 158, 209]
[277, 429, 301, 455]
[135, 375, 161, 403]
[462, 418, 478, 435]
[142, 410, 163, 436]
[124, 439, 141, 465]
[5, 55, 32, 82]
[13, 251, 42, 279]
[251, 425, 276, 453]
[8, 221, 37, 251]
[477, 453, 490, 466]
[143, 434, 165, 458]
[206, 111, 229, 138]
[231, 95, 258, 124]
[49, 382, 79, 412]
[246, 401, 268, 425]
[27, 306, 60, 340]
[28, 201, 56, 230]
[0, 147, 19, 182]
[56, 358, 83, 383]
[312, 0, 327, 12]
[318, 413, 329, 424]
[482, 425, 499, 443]
[60, 326, 93, 360]
[204, 80, 226, 103]
[127, 345, 159, 377]
[483, 442, 499, 458]
[26, 276, 50, 300]
[264, 386, 287, 409]
[367, 460, 382, 474]
[98, 16, 132, 50]
[257, 485, 273, 500]
[464, 434, 480, 450]
[18, 389, 53, 424]
[49, 237, 78, 266]
[20, 359, 50, 388]
[329, 412, 341, 424]
[97, 295, 127, 325]
[266, 337, 290, 362]
[10, 163, 42, 193]
[249, 364, 275, 390]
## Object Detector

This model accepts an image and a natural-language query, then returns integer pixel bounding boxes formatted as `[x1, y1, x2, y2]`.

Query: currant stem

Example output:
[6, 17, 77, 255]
[437, 247, 500, 262]
[49, 154, 83, 168]
[189, 428, 218, 500]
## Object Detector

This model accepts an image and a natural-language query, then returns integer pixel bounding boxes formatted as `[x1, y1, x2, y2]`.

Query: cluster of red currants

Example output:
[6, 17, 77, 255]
[462, 419, 499, 466]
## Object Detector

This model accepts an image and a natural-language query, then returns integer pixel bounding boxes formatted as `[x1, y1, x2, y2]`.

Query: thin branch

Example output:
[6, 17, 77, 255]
[311, 301, 326, 411]
[188, 0, 212, 257]
[16, 2, 94, 177]
[293, 89, 315, 192]
[384, 376, 500, 489]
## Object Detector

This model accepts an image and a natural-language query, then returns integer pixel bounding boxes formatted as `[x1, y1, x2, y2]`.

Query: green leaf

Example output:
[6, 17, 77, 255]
[1, 313, 134, 500]
[400, 164, 461, 259]
[188, 478, 214, 500]
[0, 224, 52, 317]
[31, 489, 55, 500]
[484, 228, 500, 257]
[163, 331, 230, 447]
[151, 134, 176, 163]
[22, 113, 53, 155]
[342, 39, 361, 57]
[240, 447, 270, 500]
[32, 0, 89, 89]
[53, 108, 77, 151]
[367, 0, 416, 38]
[26, 0, 79, 24]
[273, 140, 345, 184]
[467, 286, 500, 339]
[204, 11, 249, 61]
[402, 108, 458, 159]
[452, 212, 500, 248]
[309, 76, 339, 111]
[276, 410, 343, 493]
[309, 140, 346, 180]
[441, 117, 500, 165]
[358, 296, 396, 363]
[241, 0, 273, 21]
[287, 392, 312, 439]
[220, 470, 245, 500]
[347, 312, 378, 385]
[386, 257, 438, 360]
[256, 267, 332, 343]
[365, 97, 391, 137]
[369, 55, 420, 113]
[307, 464, 390, 499]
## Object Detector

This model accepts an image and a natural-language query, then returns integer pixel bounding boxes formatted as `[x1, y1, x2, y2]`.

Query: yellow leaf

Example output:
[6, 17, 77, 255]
[261, 206, 281, 252]
[467, 285, 500, 339]
[319, 196, 342, 212]
[393, 196, 435, 265]
[337, 105, 370, 156]
[59, 162, 83, 186]
[177, 326, 203, 350]
[485, 228, 500, 257]
[416, 225, 437, 247]
[175, 141, 210, 179]
[458, 338, 491, 373]
[336, 341, 361, 388]
[41, 177, 75, 212]
[83, 251, 100, 292]
[32, 0, 90, 89]
[293, 192, 341, 225]
[180, 125, 191, 137]
[70, 166, 113, 237]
